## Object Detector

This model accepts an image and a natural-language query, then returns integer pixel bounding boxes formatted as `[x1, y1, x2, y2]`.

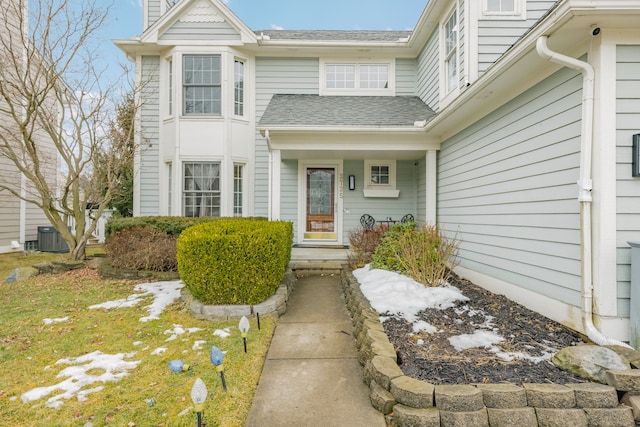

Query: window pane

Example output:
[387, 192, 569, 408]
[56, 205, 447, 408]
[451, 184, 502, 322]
[183, 55, 220, 115]
[183, 162, 221, 217]
[445, 13, 457, 55]
[234, 164, 243, 216]
[360, 64, 388, 89]
[447, 52, 457, 93]
[326, 64, 355, 89]
[234, 60, 244, 116]
[487, 0, 515, 12]
[370, 165, 390, 185]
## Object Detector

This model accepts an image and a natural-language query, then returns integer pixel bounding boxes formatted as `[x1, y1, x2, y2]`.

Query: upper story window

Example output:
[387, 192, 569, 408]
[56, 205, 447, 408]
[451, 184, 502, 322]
[234, 59, 244, 117]
[183, 55, 221, 115]
[482, 0, 526, 19]
[444, 10, 458, 95]
[321, 60, 394, 95]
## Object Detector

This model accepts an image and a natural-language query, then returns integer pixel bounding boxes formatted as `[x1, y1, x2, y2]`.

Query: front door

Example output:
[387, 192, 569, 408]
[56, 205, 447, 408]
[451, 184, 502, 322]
[305, 167, 336, 240]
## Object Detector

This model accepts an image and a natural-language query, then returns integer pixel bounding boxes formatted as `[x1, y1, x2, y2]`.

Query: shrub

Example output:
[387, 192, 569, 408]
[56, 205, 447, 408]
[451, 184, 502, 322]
[177, 219, 293, 305]
[371, 222, 460, 287]
[104, 226, 178, 272]
[105, 216, 221, 238]
[347, 225, 387, 269]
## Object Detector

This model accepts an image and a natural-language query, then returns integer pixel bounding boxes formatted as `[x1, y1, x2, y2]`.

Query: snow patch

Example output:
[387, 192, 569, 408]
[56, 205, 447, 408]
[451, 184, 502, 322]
[21, 351, 140, 408]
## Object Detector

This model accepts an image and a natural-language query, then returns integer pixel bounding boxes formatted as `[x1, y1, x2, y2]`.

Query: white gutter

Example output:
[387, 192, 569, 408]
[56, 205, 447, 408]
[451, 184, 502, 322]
[536, 36, 631, 348]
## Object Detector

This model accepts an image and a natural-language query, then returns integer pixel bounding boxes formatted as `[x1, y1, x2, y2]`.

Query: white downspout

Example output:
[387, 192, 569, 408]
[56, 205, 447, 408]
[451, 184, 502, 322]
[536, 36, 630, 348]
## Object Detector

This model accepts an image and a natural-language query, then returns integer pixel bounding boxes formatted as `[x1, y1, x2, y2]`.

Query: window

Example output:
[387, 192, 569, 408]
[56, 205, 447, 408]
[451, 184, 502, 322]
[322, 61, 393, 94]
[444, 11, 458, 95]
[364, 160, 399, 198]
[482, 0, 526, 19]
[370, 165, 390, 185]
[326, 64, 356, 89]
[183, 55, 221, 115]
[183, 162, 220, 217]
[234, 59, 244, 116]
[486, 0, 515, 12]
[360, 64, 388, 89]
[168, 59, 173, 115]
[233, 164, 243, 216]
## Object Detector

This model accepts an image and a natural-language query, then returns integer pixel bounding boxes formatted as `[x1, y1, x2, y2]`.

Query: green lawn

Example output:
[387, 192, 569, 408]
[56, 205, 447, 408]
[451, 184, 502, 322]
[0, 250, 275, 426]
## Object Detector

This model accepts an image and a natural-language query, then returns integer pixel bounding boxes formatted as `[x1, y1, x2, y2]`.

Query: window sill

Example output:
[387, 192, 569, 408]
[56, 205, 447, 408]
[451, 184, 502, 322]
[363, 189, 400, 198]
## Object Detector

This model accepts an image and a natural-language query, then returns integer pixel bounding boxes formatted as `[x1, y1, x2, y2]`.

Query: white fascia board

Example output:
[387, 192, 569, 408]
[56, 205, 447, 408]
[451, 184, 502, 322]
[258, 126, 430, 134]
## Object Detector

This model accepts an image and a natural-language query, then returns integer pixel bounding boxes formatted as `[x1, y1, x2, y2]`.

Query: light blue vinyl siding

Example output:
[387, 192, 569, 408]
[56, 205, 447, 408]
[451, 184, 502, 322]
[478, 1, 557, 74]
[160, 21, 241, 41]
[615, 45, 640, 317]
[416, 30, 439, 111]
[438, 66, 583, 307]
[396, 58, 417, 96]
[147, 0, 161, 28]
[458, 0, 466, 91]
[417, 158, 427, 223]
[281, 159, 298, 241]
[254, 58, 320, 216]
[140, 56, 160, 216]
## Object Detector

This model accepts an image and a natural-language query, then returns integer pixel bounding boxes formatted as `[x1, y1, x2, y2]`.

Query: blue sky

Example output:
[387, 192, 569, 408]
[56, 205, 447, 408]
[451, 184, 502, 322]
[103, 0, 426, 83]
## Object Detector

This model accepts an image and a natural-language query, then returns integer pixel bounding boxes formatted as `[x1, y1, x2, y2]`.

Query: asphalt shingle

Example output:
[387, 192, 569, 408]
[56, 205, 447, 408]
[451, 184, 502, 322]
[258, 95, 435, 128]
[254, 30, 412, 42]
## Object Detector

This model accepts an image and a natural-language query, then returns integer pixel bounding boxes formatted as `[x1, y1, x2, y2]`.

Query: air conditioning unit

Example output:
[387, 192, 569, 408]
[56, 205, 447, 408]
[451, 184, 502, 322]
[37, 226, 69, 253]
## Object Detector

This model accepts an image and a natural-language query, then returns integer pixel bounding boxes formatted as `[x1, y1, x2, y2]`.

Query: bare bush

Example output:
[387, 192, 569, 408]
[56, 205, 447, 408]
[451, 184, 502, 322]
[372, 222, 460, 287]
[347, 225, 388, 269]
[104, 227, 178, 272]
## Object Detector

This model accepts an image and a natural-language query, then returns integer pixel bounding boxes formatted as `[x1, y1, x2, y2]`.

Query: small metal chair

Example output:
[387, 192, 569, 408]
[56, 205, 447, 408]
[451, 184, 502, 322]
[401, 214, 414, 224]
[360, 214, 375, 231]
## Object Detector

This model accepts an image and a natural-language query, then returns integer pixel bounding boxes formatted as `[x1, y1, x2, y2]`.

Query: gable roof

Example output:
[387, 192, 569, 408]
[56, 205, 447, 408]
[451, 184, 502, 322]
[258, 95, 435, 129]
[141, 0, 257, 45]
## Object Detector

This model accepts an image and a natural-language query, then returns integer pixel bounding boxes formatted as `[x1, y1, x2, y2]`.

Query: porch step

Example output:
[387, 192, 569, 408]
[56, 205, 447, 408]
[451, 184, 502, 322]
[289, 260, 345, 275]
[290, 246, 348, 275]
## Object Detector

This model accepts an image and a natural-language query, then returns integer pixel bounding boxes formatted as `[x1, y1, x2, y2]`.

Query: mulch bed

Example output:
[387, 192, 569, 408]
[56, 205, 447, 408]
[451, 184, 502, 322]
[382, 272, 589, 385]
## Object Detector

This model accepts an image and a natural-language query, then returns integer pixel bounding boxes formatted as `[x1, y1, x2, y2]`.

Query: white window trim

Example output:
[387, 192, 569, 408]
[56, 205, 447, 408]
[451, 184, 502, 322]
[480, 0, 526, 20]
[439, 7, 460, 107]
[319, 59, 395, 96]
[363, 160, 399, 198]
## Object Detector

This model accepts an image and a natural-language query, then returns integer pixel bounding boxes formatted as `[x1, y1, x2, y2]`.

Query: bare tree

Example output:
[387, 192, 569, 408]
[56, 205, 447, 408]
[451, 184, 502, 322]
[0, 0, 140, 260]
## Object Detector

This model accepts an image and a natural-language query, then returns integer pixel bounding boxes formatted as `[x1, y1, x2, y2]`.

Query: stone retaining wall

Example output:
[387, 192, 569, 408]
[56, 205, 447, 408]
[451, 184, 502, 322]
[181, 269, 297, 320]
[341, 269, 640, 427]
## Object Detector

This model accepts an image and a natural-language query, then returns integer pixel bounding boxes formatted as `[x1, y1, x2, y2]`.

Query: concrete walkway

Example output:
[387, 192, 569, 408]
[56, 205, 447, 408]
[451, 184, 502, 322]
[245, 273, 385, 427]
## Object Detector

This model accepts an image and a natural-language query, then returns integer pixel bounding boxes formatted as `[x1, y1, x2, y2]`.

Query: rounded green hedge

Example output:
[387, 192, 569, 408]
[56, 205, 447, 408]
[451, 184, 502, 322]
[177, 218, 293, 305]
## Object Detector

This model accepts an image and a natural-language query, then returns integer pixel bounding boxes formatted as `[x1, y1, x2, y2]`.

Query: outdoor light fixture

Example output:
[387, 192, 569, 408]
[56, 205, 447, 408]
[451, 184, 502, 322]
[168, 359, 190, 372]
[348, 175, 355, 190]
[239, 315, 250, 353]
[633, 134, 640, 177]
[210, 346, 227, 391]
[191, 378, 207, 427]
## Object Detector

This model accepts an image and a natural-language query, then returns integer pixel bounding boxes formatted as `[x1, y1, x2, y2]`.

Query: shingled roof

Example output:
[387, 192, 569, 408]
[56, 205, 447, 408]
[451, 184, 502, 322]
[258, 95, 435, 129]
[254, 30, 412, 42]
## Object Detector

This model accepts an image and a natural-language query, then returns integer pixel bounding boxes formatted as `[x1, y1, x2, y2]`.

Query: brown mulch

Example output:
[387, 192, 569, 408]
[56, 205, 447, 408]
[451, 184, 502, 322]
[382, 272, 589, 385]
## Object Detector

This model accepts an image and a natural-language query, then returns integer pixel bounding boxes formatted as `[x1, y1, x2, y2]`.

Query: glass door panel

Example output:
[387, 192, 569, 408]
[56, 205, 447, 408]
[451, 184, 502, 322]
[305, 168, 336, 239]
